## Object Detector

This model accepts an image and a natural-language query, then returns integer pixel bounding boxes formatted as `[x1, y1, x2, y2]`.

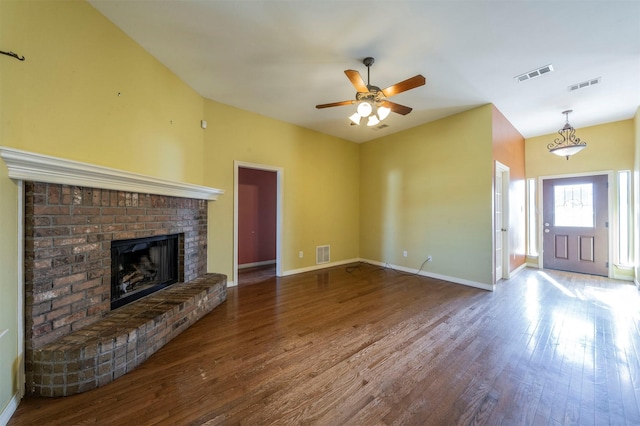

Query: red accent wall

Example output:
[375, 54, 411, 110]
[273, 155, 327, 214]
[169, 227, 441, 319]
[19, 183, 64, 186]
[492, 106, 526, 276]
[238, 168, 276, 265]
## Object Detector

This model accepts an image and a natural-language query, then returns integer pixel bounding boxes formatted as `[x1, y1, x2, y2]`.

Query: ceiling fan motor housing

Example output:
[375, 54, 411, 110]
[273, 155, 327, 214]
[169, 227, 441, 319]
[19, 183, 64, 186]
[356, 89, 384, 106]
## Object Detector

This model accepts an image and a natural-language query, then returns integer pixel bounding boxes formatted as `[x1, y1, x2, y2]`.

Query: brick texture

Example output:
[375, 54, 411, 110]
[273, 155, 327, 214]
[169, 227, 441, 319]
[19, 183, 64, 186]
[28, 273, 227, 397]
[24, 182, 210, 387]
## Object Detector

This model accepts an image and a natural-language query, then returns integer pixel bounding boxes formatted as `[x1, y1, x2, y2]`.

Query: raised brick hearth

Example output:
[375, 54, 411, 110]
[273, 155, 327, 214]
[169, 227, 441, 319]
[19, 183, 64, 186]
[30, 273, 226, 396]
[23, 181, 226, 396]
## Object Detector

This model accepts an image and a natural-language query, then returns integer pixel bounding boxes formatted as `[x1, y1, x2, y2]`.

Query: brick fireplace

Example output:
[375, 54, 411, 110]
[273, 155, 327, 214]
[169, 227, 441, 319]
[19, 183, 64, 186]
[1, 147, 226, 397]
[24, 182, 208, 352]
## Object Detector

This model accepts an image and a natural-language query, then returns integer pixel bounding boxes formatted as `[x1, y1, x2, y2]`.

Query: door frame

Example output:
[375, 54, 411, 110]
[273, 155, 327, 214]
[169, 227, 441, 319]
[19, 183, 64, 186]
[495, 161, 510, 283]
[233, 161, 283, 286]
[537, 170, 614, 277]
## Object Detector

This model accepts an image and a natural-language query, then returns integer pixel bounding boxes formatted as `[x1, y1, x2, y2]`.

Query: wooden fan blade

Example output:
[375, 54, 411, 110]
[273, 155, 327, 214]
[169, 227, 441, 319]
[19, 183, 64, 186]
[344, 70, 369, 93]
[381, 101, 413, 115]
[315, 100, 355, 109]
[382, 75, 426, 98]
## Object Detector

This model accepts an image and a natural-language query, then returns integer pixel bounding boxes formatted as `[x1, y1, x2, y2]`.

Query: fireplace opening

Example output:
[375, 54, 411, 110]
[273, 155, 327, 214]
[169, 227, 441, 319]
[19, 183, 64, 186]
[111, 234, 180, 309]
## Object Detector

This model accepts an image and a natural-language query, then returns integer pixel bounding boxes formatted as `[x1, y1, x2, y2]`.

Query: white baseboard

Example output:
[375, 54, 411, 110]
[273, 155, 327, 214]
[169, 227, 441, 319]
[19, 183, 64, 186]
[228, 258, 361, 287]
[612, 272, 634, 282]
[0, 392, 20, 426]
[234, 257, 494, 292]
[507, 262, 527, 278]
[360, 258, 495, 292]
[0, 330, 21, 426]
[282, 258, 360, 277]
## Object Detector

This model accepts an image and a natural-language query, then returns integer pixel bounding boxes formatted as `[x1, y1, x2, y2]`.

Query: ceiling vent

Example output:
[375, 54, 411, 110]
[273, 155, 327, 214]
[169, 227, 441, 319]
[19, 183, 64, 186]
[514, 64, 554, 82]
[568, 77, 601, 92]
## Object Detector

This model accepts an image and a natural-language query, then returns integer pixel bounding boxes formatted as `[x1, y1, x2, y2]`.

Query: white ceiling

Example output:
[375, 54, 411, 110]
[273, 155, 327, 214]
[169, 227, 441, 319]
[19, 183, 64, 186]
[88, 0, 640, 143]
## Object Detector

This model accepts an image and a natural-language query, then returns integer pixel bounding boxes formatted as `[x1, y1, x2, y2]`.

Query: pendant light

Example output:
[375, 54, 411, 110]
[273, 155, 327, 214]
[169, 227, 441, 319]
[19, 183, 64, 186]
[547, 110, 587, 160]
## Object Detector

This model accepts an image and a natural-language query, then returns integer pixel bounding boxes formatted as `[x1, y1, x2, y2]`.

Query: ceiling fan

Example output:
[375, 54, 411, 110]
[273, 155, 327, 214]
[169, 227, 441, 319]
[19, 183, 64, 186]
[316, 57, 426, 126]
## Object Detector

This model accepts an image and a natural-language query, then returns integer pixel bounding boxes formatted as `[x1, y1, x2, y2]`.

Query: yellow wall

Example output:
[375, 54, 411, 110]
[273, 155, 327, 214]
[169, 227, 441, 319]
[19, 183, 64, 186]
[203, 100, 360, 278]
[1, 0, 636, 420]
[526, 119, 635, 178]
[1, 2, 361, 415]
[359, 105, 495, 285]
[0, 153, 19, 416]
[2, 0, 205, 183]
[0, 0, 18, 415]
[0, 0, 205, 416]
[525, 119, 636, 279]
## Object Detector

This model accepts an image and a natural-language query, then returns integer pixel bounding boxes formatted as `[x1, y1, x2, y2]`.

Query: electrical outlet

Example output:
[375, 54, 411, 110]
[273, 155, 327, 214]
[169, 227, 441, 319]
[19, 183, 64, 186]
[427, 255, 433, 262]
[403, 250, 408, 257]
[299, 251, 303, 258]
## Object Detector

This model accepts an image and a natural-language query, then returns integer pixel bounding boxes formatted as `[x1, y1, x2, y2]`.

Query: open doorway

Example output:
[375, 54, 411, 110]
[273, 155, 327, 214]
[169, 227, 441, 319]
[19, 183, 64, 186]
[233, 161, 283, 286]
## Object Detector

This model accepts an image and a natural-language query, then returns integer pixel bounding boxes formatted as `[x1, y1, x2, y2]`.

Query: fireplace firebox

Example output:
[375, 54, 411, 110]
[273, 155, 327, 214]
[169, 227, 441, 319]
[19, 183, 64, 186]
[111, 234, 180, 309]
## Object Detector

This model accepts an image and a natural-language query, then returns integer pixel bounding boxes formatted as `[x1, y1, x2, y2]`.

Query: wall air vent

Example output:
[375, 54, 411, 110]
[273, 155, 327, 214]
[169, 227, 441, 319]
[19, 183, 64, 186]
[514, 64, 554, 82]
[568, 77, 601, 91]
[316, 245, 330, 264]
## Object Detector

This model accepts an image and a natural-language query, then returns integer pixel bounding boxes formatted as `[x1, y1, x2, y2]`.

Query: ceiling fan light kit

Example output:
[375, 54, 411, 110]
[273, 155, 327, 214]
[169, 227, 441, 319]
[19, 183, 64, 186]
[316, 57, 426, 127]
[377, 105, 391, 120]
[348, 112, 362, 125]
[357, 101, 373, 117]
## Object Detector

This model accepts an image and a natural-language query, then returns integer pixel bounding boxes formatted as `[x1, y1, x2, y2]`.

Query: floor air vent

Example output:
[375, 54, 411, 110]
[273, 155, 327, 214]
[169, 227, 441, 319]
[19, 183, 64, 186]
[316, 245, 330, 264]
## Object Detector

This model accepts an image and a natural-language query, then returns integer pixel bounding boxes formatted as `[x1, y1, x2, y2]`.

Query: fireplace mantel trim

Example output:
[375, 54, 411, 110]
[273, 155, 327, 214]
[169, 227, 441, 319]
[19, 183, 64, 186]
[0, 146, 224, 200]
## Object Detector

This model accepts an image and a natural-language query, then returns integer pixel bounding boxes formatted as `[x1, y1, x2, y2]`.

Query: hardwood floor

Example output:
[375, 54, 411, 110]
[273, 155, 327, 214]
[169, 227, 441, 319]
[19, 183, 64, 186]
[238, 264, 276, 286]
[8, 263, 640, 425]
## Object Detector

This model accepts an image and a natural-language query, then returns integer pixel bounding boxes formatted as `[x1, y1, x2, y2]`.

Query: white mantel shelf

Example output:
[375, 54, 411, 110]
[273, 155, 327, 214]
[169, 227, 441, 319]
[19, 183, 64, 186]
[0, 147, 224, 201]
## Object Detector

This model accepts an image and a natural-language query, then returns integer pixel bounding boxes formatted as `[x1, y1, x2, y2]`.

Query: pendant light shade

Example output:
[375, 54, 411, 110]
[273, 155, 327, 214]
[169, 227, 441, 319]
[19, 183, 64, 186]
[547, 110, 587, 160]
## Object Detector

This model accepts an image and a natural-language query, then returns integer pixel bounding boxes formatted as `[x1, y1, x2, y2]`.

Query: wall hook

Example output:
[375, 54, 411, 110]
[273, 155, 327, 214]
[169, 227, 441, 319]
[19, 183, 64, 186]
[1, 50, 26, 61]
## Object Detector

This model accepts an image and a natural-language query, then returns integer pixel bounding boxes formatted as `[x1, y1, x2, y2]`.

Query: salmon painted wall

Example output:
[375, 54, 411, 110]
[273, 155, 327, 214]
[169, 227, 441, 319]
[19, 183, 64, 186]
[492, 106, 526, 274]
[238, 167, 277, 265]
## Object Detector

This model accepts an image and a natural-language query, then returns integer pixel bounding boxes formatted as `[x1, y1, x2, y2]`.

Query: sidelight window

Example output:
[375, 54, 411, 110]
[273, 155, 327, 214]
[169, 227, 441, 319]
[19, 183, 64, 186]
[526, 179, 538, 256]
[618, 171, 631, 265]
